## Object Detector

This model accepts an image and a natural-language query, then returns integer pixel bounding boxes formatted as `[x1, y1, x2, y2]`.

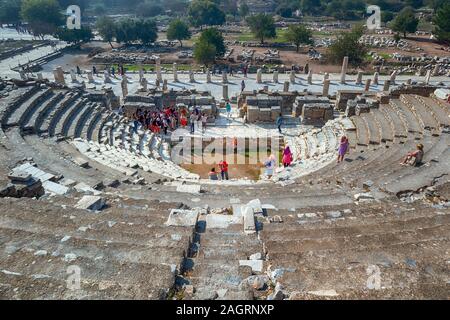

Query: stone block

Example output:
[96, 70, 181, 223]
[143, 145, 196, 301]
[239, 260, 263, 273]
[176, 184, 201, 194]
[243, 206, 256, 234]
[75, 195, 105, 211]
[165, 209, 199, 227]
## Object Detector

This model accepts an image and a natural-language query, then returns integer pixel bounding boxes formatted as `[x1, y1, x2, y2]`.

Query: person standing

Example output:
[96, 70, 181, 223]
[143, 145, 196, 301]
[264, 154, 276, 179]
[282, 145, 293, 167]
[219, 160, 229, 180]
[92, 65, 97, 76]
[201, 113, 208, 133]
[241, 80, 246, 92]
[276, 114, 283, 134]
[337, 136, 350, 163]
[226, 101, 232, 118]
[189, 112, 196, 133]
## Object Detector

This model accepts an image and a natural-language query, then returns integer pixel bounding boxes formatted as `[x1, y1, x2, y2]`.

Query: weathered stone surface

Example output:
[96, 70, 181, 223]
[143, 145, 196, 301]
[165, 209, 199, 227]
[75, 195, 105, 211]
[176, 184, 201, 194]
[239, 259, 263, 273]
[243, 206, 256, 234]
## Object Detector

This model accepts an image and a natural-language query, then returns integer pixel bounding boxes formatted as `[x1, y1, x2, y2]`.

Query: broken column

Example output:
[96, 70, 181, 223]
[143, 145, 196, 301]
[290, 70, 296, 84]
[432, 64, 440, 76]
[322, 79, 330, 96]
[156, 57, 163, 82]
[121, 77, 128, 98]
[206, 69, 211, 83]
[307, 70, 313, 85]
[87, 71, 94, 83]
[373, 72, 379, 85]
[256, 69, 262, 83]
[172, 63, 178, 82]
[273, 70, 278, 83]
[139, 67, 144, 82]
[356, 71, 363, 85]
[383, 80, 390, 91]
[104, 70, 112, 84]
[70, 69, 77, 83]
[223, 85, 229, 100]
[283, 81, 290, 92]
[141, 77, 148, 91]
[323, 72, 329, 84]
[425, 69, 431, 85]
[406, 78, 412, 85]
[340, 56, 348, 84]
[163, 79, 168, 91]
[37, 73, 43, 80]
[364, 78, 371, 91]
[53, 66, 65, 85]
[189, 70, 195, 83]
[222, 71, 228, 84]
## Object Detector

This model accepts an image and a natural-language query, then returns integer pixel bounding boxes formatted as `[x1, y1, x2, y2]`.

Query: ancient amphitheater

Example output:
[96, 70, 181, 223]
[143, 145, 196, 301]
[0, 72, 449, 300]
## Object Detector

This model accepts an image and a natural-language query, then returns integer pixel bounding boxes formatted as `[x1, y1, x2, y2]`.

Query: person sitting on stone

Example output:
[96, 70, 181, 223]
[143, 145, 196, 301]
[208, 168, 218, 180]
[401, 144, 424, 166]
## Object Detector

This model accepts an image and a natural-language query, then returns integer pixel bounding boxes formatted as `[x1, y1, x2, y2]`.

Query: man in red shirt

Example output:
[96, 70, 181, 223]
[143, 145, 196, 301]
[219, 160, 229, 180]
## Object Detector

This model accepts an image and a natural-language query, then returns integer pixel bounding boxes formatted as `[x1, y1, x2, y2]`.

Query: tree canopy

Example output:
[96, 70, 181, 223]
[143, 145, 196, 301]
[193, 39, 216, 66]
[390, 7, 419, 38]
[198, 27, 226, 56]
[56, 26, 93, 44]
[20, 0, 64, 37]
[0, 0, 22, 26]
[433, 3, 450, 44]
[166, 19, 191, 47]
[326, 25, 367, 66]
[188, 0, 225, 28]
[246, 14, 276, 44]
[285, 24, 314, 52]
[96, 16, 116, 48]
[114, 18, 158, 45]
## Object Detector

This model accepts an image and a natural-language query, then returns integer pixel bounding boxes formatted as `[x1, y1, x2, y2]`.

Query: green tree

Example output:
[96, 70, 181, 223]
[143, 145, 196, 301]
[238, 1, 249, 18]
[433, 3, 450, 44]
[198, 27, 226, 56]
[96, 16, 116, 48]
[246, 13, 276, 44]
[326, 25, 367, 66]
[167, 19, 191, 47]
[188, 0, 225, 28]
[56, 26, 93, 44]
[137, 19, 158, 45]
[115, 18, 139, 44]
[301, 0, 322, 15]
[0, 0, 22, 26]
[285, 24, 313, 52]
[136, 2, 163, 18]
[194, 39, 216, 66]
[21, 0, 63, 38]
[391, 7, 419, 38]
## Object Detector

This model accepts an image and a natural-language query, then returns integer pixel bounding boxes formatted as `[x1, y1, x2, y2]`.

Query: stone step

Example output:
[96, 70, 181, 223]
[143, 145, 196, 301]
[0, 246, 176, 299]
[418, 96, 450, 128]
[23, 91, 64, 134]
[360, 112, 381, 145]
[390, 99, 422, 135]
[379, 104, 408, 138]
[5, 88, 53, 128]
[351, 116, 369, 146]
[39, 92, 81, 134]
[0, 85, 40, 127]
[85, 110, 103, 141]
[371, 108, 394, 142]
[72, 104, 96, 138]
[55, 98, 88, 137]
[401, 95, 440, 133]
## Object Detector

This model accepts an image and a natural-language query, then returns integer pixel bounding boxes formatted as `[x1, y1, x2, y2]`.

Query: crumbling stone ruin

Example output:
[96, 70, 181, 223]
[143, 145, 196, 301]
[0, 77, 449, 300]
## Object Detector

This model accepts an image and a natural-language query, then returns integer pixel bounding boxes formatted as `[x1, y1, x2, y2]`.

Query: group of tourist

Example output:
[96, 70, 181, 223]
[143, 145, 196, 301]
[130, 106, 210, 136]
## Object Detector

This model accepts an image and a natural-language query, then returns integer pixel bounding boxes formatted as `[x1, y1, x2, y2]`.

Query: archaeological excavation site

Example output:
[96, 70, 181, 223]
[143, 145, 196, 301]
[0, 0, 449, 302]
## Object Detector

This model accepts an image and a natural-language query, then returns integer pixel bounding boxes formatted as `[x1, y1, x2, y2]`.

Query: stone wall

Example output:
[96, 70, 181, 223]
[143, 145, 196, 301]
[301, 103, 334, 125]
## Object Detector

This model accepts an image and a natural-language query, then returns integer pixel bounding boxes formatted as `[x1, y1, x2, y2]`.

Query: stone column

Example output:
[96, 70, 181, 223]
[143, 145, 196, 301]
[323, 72, 329, 84]
[283, 81, 290, 92]
[406, 78, 412, 85]
[383, 80, 391, 91]
[206, 69, 211, 83]
[356, 71, 363, 85]
[87, 71, 94, 83]
[322, 79, 330, 97]
[417, 66, 425, 76]
[121, 78, 128, 98]
[273, 70, 278, 83]
[156, 57, 163, 83]
[189, 70, 195, 83]
[256, 69, 262, 83]
[432, 64, 440, 76]
[173, 63, 178, 82]
[389, 70, 397, 85]
[364, 78, 371, 91]
[373, 72, 379, 85]
[104, 70, 112, 84]
[163, 79, 168, 91]
[141, 78, 148, 91]
[70, 69, 77, 83]
[37, 73, 43, 80]
[155, 79, 160, 88]
[19, 71, 26, 80]
[425, 69, 431, 85]
[340, 56, 348, 84]
[223, 85, 229, 100]
[222, 71, 228, 84]
[53, 66, 65, 85]
[307, 70, 313, 85]
[139, 67, 144, 82]
[290, 70, 296, 84]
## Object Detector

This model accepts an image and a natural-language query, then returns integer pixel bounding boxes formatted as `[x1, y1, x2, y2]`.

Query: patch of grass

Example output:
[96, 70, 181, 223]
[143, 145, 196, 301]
[110, 64, 200, 72]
